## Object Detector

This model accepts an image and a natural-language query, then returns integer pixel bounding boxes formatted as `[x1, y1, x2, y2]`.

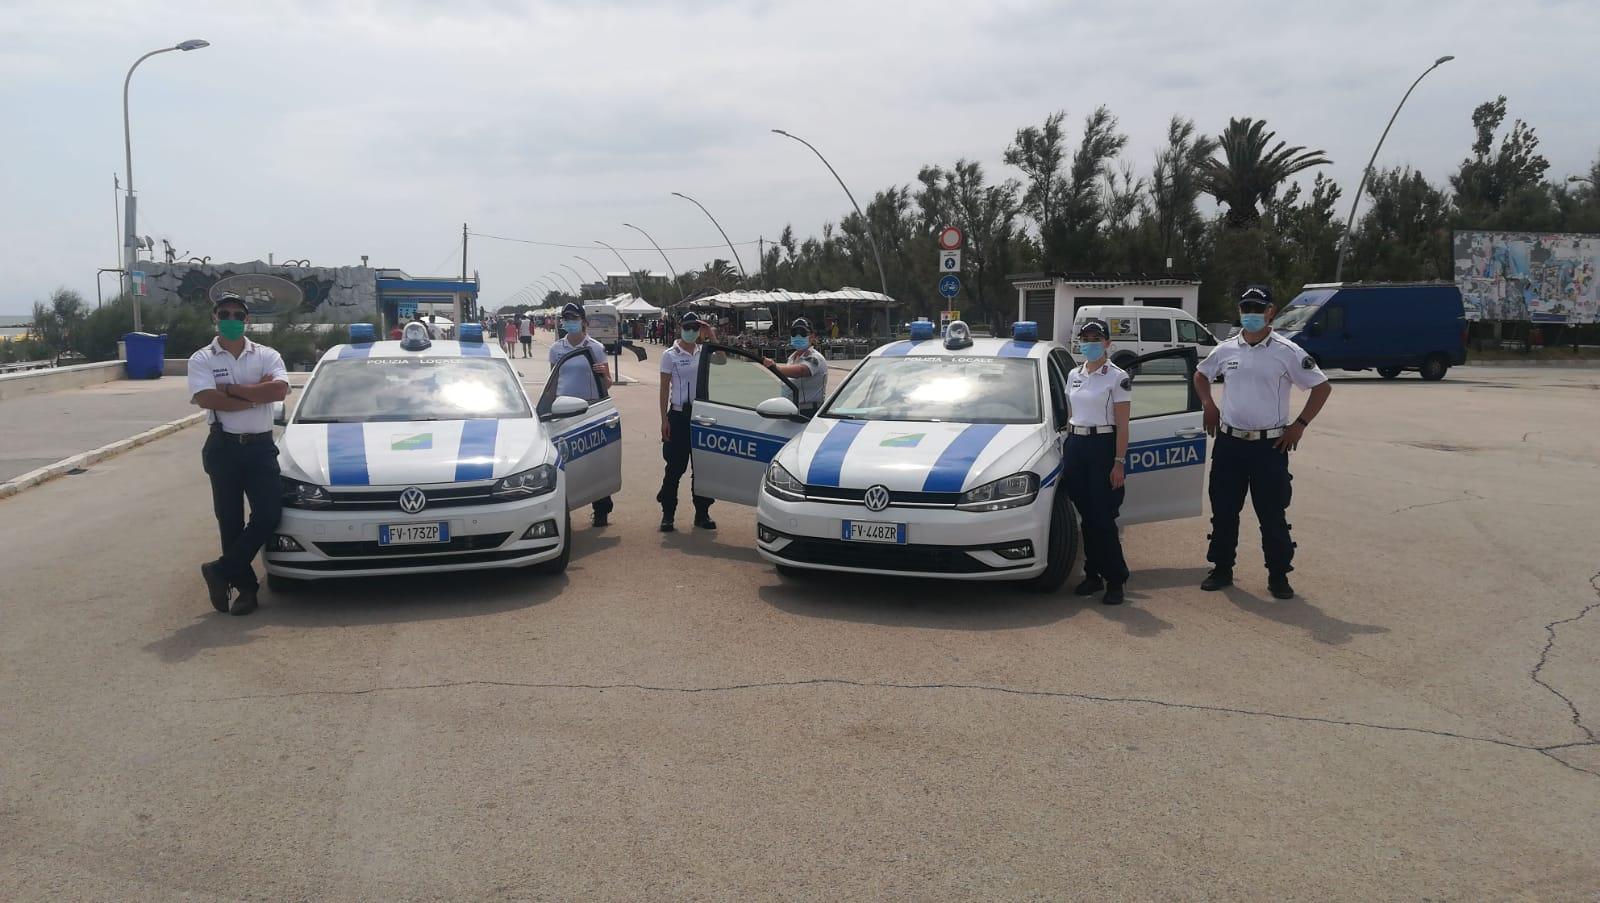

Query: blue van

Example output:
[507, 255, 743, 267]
[1272, 282, 1467, 380]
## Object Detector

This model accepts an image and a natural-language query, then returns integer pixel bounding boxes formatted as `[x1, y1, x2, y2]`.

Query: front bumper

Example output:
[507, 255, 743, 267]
[754, 491, 1053, 580]
[264, 491, 566, 580]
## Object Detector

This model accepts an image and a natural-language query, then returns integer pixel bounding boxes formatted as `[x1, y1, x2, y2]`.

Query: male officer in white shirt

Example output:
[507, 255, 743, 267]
[186, 292, 291, 615]
[1194, 286, 1332, 599]
[657, 311, 717, 532]
[550, 302, 615, 525]
[763, 317, 829, 414]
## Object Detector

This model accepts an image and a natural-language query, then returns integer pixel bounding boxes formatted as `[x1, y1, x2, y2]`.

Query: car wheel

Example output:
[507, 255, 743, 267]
[532, 511, 572, 575]
[1419, 354, 1448, 381]
[1376, 366, 1402, 379]
[266, 573, 303, 594]
[1024, 493, 1079, 593]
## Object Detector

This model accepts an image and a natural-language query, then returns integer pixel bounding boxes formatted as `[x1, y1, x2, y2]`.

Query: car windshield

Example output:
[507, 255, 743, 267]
[1271, 304, 1323, 331]
[294, 357, 531, 423]
[821, 356, 1040, 424]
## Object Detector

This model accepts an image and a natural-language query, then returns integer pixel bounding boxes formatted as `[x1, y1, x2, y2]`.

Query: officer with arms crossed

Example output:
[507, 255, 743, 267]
[657, 312, 718, 532]
[1194, 286, 1332, 599]
[762, 317, 828, 414]
[1064, 319, 1132, 606]
[550, 302, 615, 526]
[187, 292, 291, 615]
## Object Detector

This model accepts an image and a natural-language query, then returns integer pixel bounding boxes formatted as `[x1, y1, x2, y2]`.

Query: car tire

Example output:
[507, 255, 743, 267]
[1419, 354, 1448, 381]
[1024, 493, 1079, 593]
[266, 573, 303, 594]
[1376, 366, 1402, 379]
[532, 511, 572, 575]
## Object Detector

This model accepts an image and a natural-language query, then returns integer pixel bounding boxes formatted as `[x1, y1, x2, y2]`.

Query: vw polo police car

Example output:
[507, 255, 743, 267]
[683, 320, 1209, 589]
[263, 322, 620, 589]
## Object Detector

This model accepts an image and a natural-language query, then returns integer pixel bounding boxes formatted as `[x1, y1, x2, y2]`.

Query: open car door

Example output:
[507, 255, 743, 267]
[1119, 348, 1207, 525]
[537, 346, 622, 510]
[688, 344, 808, 506]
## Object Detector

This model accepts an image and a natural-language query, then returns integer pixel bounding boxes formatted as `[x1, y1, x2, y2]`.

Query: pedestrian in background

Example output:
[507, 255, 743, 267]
[519, 314, 535, 358]
[1063, 319, 1132, 605]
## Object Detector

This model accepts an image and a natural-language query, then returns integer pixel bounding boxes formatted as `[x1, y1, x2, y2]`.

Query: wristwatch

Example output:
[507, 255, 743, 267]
[1294, 417, 1310, 427]
[1113, 455, 1126, 464]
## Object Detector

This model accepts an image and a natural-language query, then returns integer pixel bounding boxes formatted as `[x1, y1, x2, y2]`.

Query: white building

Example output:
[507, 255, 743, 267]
[1011, 273, 1202, 345]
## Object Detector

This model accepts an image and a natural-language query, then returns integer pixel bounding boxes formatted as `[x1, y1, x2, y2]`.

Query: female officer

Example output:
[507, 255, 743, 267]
[1063, 318, 1132, 605]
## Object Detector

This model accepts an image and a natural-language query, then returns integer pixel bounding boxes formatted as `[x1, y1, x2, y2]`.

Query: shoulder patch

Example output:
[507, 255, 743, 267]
[1120, 377, 1132, 391]
[1301, 356, 1316, 370]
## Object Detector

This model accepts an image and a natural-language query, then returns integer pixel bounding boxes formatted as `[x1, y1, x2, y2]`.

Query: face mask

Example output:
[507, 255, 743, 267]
[217, 318, 246, 341]
[1079, 341, 1106, 362]
[1240, 313, 1267, 332]
[790, 336, 809, 350]
[562, 320, 582, 335]
[681, 328, 700, 343]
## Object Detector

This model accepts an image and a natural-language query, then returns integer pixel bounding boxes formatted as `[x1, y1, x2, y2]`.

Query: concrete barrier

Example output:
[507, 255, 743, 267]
[0, 361, 127, 401]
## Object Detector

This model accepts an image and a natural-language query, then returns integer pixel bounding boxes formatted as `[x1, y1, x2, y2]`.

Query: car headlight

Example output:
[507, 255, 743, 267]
[763, 461, 807, 502]
[281, 477, 332, 509]
[492, 464, 557, 499]
[957, 472, 1039, 512]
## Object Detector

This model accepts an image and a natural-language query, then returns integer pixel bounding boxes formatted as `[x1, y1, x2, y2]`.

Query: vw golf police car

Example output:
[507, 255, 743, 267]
[263, 322, 620, 589]
[683, 320, 1209, 589]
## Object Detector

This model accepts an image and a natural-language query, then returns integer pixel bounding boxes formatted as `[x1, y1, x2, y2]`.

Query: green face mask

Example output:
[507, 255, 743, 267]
[217, 319, 246, 341]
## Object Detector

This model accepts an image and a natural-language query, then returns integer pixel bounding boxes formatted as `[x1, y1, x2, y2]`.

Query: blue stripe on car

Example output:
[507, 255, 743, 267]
[878, 341, 917, 357]
[996, 341, 1034, 359]
[554, 417, 621, 467]
[692, 423, 790, 465]
[922, 423, 1005, 492]
[327, 422, 370, 485]
[454, 419, 499, 481]
[806, 420, 867, 486]
[338, 343, 372, 360]
[1038, 460, 1062, 488]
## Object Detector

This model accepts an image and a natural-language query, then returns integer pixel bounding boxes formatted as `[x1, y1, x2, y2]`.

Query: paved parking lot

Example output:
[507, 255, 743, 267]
[2, 347, 1597, 900]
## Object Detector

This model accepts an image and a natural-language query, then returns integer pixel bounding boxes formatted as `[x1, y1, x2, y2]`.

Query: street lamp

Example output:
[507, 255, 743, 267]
[574, 255, 607, 286]
[560, 264, 591, 298]
[595, 241, 648, 300]
[1334, 55, 1454, 283]
[771, 128, 889, 299]
[123, 38, 209, 331]
[623, 223, 685, 304]
[547, 272, 580, 297]
[670, 192, 748, 283]
[1568, 176, 1596, 186]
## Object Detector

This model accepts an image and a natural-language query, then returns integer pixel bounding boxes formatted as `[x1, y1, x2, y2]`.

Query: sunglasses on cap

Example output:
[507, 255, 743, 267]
[215, 309, 248, 321]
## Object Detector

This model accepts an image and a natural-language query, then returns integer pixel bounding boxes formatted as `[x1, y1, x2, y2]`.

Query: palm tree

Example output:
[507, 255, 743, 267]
[1199, 118, 1331, 228]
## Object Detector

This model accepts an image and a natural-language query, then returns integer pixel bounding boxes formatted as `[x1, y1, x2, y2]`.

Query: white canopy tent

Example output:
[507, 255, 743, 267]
[611, 295, 664, 318]
[689, 288, 895, 307]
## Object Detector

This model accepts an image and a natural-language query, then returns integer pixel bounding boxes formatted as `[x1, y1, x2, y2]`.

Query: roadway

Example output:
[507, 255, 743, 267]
[2, 342, 1597, 900]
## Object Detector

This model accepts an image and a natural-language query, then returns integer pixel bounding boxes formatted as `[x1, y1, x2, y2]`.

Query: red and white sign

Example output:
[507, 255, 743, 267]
[937, 226, 964, 251]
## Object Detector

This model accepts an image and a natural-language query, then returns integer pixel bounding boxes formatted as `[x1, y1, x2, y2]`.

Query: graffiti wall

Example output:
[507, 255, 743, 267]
[134, 261, 379, 323]
[1454, 231, 1600, 322]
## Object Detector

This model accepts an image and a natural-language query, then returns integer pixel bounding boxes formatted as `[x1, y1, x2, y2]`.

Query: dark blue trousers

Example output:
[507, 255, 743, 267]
[1063, 433, 1129, 585]
[1206, 432, 1295, 574]
[201, 431, 283, 591]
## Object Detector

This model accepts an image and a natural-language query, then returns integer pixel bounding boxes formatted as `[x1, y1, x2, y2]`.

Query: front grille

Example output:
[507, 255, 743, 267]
[803, 486, 960, 508]
[323, 485, 507, 511]
[313, 532, 513, 558]
[771, 536, 1027, 574]
[284, 544, 559, 571]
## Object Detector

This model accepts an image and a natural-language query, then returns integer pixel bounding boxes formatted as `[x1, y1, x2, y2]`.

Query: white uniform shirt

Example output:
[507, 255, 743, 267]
[787, 346, 829, 407]
[550, 335, 608, 401]
[1066, 361, 1132, 427]
[660, 341, 700, 410]
[186, 337, 289, 434]
[1197, 330, 1328, 430]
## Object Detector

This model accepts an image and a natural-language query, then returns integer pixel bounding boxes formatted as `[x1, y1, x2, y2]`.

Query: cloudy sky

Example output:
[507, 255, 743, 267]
[2, 0, 1596, 312]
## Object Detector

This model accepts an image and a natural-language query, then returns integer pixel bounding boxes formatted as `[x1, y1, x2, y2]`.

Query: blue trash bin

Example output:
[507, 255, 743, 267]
[123, 332, 166, 380]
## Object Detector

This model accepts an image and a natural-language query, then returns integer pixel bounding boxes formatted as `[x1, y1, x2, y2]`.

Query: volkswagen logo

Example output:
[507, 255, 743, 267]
[398, 486, 428, 514]
[863, 485, 891, 512]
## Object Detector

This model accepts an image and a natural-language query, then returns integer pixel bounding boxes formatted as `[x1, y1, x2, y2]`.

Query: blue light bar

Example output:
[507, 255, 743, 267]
[1012, 321, 1039, 342]
[348, 323, 376, 343]
[458, 324, 483, 344]
[909, 319, 935, 340]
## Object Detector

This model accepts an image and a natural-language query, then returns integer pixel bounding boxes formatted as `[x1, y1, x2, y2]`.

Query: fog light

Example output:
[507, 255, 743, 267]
[522, 519, 559, 540]
[757, 524, 779, 543]
[993, 541, 1034, 561]
[271, 534, 304, 552]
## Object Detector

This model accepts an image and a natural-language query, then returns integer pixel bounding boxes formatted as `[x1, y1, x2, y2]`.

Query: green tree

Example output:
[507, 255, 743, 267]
[915, 159, 1024, 318]
[1199, 118, 1331, 228]
[31, 288, 88, 355]
[1346, 167, 1451, 281]
[1266, 173, 1345, 292]
[1450, 96, 1550, 222]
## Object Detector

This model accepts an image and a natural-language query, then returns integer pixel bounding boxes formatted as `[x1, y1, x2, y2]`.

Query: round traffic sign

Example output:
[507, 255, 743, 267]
[938, 274, 961, 298]
[937, 227, 965, 251]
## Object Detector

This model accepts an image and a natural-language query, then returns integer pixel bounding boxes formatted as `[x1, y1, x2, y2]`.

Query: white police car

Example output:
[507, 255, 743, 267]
[684, 320, 1209, 588]
[263, 322, 620, 588]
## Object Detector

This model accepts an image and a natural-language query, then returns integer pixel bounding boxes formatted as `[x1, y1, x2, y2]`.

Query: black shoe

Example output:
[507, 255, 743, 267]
[693, 515, 717, 530]
[659, 515, 675, 533]
[1101, 583, 1125, 606]
[1200, 568, 1233, 592]
[592, 512, 609, 527]
[230, 586, 259, 616]
[1073, 576, 1104, 597]
[1268, 574, 1296, 600]
[201, 561, 231, 612]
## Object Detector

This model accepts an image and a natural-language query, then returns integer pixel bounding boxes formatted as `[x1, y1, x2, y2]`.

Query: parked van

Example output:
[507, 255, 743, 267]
[1273, 283, 1466, 381]
[1070, 305, 1219, 369]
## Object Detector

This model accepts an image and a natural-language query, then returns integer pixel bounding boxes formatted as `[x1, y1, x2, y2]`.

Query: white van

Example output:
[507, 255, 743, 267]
[1071, 305, 1218, 369]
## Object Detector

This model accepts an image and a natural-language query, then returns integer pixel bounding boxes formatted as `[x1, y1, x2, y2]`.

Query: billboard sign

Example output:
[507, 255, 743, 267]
[1454, 230, 1600, 322]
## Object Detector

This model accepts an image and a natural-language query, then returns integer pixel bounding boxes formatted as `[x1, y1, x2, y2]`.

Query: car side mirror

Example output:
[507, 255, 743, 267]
[756, 396, 799, 419]
[548, 396, 590, 420]
[272, 401, 287, 427]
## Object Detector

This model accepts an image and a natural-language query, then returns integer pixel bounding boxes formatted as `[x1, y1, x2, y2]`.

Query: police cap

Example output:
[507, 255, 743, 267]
[1077, 318, 1110, 339]
[560, 302, 584, 319]
[789, 317, 812, 336]
[212, 291, 249, 314]
[1238, 286, 1272, 311]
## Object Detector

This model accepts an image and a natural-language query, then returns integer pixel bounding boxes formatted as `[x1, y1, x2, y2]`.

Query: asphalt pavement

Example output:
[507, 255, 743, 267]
[2, 341, 1597, 900]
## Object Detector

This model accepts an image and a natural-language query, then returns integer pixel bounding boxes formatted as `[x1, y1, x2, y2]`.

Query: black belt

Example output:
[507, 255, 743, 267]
[210, 425, 274, 444]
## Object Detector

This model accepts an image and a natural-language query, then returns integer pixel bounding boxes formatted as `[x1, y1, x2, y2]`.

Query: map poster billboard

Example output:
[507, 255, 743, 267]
[1454, 230, 1600, 322]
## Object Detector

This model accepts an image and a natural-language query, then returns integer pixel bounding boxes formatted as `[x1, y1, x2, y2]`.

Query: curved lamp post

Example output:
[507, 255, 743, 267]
[771, 128, 888, 298]
[574, 255, 607, 287]
[560, 264, 591, 298]
[1334, 55, 1454, 282]
[123, 38, 209, 330]
[547, 272, 579, 297]
[670, 192, 748, 283]
[623, 223, 685, 303]
[595, 241, 648, 300]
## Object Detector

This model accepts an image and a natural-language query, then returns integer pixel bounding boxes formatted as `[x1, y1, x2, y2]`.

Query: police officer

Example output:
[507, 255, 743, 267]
[187, 292, 290, 616]
[550, 302, 615, 526]
[763, 317, 828, 414]
[657, 311, 717, 532]
[1194, 286, 1333, 599]
[1063, 319, 1132, 605]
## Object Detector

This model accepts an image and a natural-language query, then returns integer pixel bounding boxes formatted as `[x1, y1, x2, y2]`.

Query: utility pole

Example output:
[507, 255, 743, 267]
[758, 235, 765, 290]
[458, 222, 468, 325]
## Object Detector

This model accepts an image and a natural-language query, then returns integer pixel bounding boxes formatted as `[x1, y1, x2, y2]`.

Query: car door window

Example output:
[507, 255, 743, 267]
[1128, 349, 1199, 420]
[697, 344, 797, 409]
[536, 347, 609, 418]
[1139, 317, 1173, 343]
[1046, 351, 1072, 429]
[1323, 304, 1346, 333]
[1176, 319, 1205, 344]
